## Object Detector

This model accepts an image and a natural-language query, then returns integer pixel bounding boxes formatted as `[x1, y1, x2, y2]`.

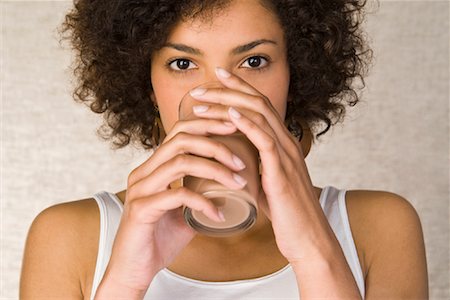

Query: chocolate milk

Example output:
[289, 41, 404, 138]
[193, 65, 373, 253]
[178, 82, 260, 237]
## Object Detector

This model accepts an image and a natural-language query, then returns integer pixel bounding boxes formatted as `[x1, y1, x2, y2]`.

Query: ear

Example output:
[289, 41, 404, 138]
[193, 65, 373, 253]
[287, 94, 293, 102]
[299, 120, 313, 158]
[150, 91, 157, 106]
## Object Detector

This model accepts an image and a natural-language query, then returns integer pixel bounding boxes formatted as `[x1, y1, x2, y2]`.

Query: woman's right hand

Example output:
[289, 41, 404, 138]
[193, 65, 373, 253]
[95, 117, 248, 296]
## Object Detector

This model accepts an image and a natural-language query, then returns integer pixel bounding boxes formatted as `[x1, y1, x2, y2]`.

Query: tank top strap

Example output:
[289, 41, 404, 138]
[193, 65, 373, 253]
[320, 185, 365, 298]
[90, 191, 123, 300]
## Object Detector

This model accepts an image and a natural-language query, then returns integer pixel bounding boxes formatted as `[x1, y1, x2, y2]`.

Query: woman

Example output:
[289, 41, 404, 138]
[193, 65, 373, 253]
[20, 0, 428, 299]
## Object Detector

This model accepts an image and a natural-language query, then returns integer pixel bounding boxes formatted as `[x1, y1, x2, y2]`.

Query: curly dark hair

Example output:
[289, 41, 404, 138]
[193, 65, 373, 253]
[59, 0, 373, 150]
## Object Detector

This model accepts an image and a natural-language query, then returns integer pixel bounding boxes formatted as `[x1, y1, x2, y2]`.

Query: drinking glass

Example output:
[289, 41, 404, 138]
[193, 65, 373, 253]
[177, 82, 260, 237]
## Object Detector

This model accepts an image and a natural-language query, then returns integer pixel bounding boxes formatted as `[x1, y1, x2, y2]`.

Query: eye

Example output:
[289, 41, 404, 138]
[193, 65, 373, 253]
[241, 56, 269, 69]
[168, 58, 197, 71]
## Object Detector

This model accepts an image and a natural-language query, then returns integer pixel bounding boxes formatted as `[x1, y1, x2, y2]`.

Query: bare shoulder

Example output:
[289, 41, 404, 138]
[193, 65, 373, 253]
[345, 189, 423, 246]
[20, 197, 100, 299]
[345, 189, 428, 299]
[31, 197, 99, 229]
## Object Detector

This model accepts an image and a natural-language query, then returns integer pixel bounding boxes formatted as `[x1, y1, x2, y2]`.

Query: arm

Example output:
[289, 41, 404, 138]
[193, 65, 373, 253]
[362, 191, 428, 299]
[20, 202, 85, 299]
[291, 223, 363, 299]
[20, 199, 153, 300]
[291, 191, 428, 299]
[93, 267, 149, 300]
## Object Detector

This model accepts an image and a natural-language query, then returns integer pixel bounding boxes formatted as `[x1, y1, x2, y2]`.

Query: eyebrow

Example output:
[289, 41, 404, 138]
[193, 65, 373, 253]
[162, 39, 277, 56]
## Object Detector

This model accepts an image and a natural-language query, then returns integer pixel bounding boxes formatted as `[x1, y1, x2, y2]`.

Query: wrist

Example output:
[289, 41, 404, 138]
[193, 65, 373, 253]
[290, 252, 334, 275]
[289, 244, 362, 300]
[288, 225, 341, 266]
[94, 279, 148, 300]
[94, 269, 151, 300]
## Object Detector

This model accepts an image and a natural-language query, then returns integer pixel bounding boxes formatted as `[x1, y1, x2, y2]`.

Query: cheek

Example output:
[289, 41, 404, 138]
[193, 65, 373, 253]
[157, 95, 180, 133]
[151, 63, 199, 132]
[253, 75, 289, 120]
[265, 89, 288, 120]
[151, 76, 185, 133]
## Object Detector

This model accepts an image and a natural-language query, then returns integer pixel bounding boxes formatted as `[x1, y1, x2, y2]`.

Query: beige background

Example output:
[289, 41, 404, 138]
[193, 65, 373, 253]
[1, 0, 449, 299]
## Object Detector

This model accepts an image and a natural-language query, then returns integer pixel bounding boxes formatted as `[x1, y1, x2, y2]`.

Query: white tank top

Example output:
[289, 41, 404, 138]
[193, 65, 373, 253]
[91, 185, 365, 299]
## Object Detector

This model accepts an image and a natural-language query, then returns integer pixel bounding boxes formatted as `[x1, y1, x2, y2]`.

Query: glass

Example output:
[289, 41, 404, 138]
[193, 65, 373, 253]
[177, 82, 260, 237]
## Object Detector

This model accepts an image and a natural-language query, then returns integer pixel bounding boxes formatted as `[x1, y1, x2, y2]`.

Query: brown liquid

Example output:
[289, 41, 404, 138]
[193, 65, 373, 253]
[182, 132, 260, 236]
[192, 196, 250, 228]
[178, 82, 261, 236]
[191, 191, 252, 228]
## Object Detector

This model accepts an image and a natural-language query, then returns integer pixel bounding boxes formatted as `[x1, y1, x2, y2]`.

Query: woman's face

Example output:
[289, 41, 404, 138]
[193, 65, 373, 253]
[150, 0, 290, 133]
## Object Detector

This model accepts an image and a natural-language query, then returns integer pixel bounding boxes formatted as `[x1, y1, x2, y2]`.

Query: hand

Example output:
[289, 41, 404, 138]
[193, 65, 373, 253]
[99, 114, 248, 292]
[189, 68, 336, 263]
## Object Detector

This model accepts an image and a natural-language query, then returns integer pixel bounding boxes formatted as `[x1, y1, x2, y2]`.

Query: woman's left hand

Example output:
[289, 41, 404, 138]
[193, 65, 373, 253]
[189, 68, 337, 264]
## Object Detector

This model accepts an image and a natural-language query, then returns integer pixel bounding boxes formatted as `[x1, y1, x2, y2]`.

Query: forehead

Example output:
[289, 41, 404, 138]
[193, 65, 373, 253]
[167, 0, 284, 46]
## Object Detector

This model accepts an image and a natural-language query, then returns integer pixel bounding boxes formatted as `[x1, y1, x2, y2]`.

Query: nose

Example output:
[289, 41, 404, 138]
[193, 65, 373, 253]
[194, 67, 229, 89]
[180, 71, 228, 120]
[195, 80, 226, 89]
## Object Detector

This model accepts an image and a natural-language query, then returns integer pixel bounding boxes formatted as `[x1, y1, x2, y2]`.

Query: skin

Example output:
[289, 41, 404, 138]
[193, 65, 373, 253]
[149, 0, 300, 244]
[146, 0, 320, 277]
[19, 0, 428, 299]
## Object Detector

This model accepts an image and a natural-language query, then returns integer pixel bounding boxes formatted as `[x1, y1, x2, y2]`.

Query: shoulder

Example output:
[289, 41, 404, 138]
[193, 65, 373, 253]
[344, 189, 428, 298]
[345, 189, 422, 233]
[28, 198, 100, 251]
[33, 197, 99, 225]
[20, 197, 100, 298]
[345, 189, 424, 249]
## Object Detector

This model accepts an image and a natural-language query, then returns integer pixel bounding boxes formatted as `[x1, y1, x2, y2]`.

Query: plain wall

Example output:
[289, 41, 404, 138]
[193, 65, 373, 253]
[1, 0, 449, 298]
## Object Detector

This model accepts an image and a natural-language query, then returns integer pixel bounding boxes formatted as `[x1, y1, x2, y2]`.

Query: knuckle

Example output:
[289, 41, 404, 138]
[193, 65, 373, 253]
[173, 155, 189, 177]
[174, 187, 190, 198]
[246, 119, 258, 131]
[173, 131, 188, 141]
[253, 112, 265, 125]
[253, 94, 266, 107]
[125, 188, 135, 201]
[174, 153, 188, 165]
[124, 197, 145, 219]
[214, 166, 231, 181]
[213, 140, 229, 154]
[264, 137, 277, 151]
[216, 87, 226, 95]
[206, 120, 219, 132]
[127, 168, 138, 187]
[175, 137, 188, 152]
[172, 120, 186, 132]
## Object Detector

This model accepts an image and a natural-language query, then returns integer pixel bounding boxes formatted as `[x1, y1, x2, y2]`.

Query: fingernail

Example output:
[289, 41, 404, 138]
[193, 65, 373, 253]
[233, 173, 247, 187]
[193, 105, 209, 113]
[223, 121, 235, 127]
[190, 88, 207, 97]
[232, 154, 246, 169]
[215, 67, 231, 79]
[218, 210, 226, 222]
[228, 107, 241, 119]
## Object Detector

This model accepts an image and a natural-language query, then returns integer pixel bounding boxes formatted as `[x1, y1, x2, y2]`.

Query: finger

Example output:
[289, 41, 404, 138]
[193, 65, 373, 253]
[227, 106, 286, 181]
[128, 119, 237, 186]
[162, 118, 237, 145]
[125, 187, 225, 224]
[191, 103, 274, 140]
[191, 102, 232, 121]
[128, 153, 248, 200]
[190, 85, 297, 158]
[193, 104, 288, 171]
[215, 68, 301, 156]
[215, 67, 260, 96]
[140, 132, 247, 181]
[190, 87, 266, 116]
[225, 105, 286, 162]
